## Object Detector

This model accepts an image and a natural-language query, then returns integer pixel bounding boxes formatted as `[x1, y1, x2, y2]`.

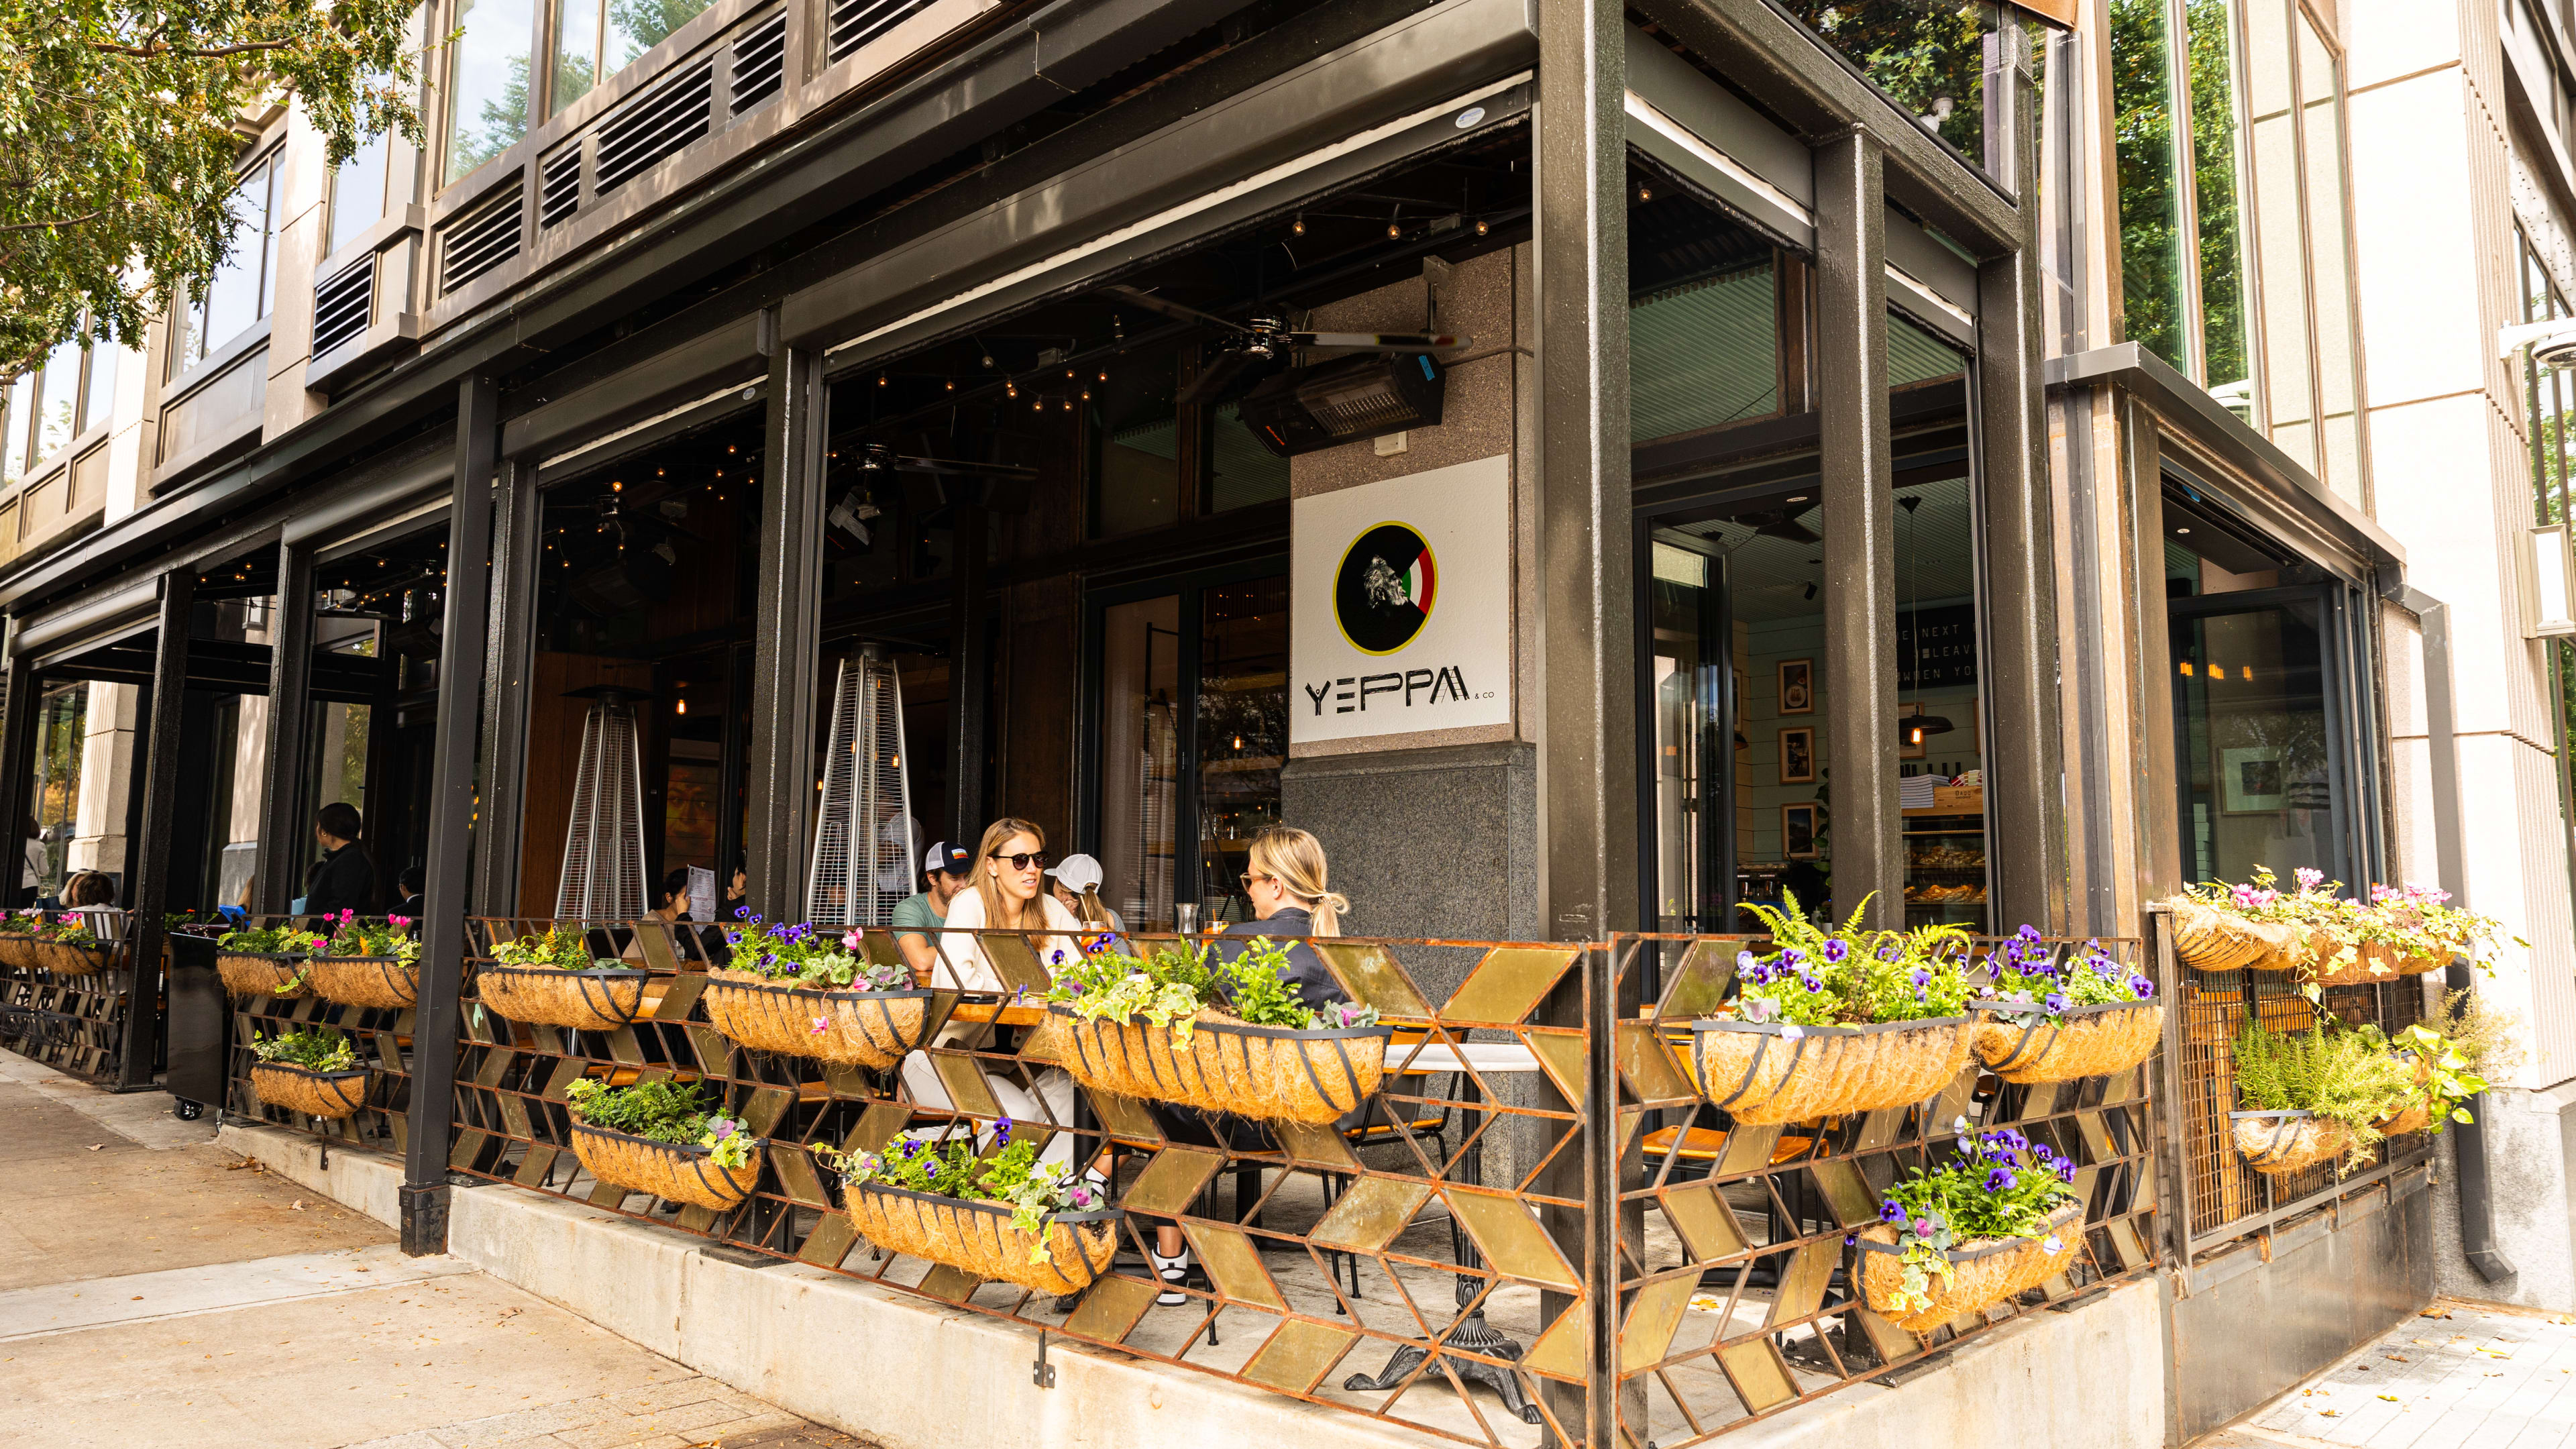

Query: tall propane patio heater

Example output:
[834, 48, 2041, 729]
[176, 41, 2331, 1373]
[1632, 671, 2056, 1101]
[807, 643, 915, 928]
[555, 685, 651, 920]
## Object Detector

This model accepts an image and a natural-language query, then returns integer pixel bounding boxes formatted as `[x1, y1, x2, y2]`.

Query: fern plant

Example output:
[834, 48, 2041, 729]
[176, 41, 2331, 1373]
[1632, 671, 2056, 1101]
[2231, 1019, 2417, 1170]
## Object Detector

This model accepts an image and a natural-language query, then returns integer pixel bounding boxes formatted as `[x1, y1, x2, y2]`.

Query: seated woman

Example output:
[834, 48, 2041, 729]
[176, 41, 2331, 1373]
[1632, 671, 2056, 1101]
[61, 871, 117, 908]
[898, 818, 1085, 1171]
[622, 868, 724, 965]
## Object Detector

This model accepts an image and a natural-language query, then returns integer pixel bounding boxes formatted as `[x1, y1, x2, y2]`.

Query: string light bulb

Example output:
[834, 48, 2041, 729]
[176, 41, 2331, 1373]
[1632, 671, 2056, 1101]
[1292, 214, 1305, 235]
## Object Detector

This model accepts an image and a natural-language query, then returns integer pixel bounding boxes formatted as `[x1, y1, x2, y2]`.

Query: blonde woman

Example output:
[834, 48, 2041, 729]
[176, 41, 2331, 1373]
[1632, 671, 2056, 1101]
[899, 818, 1086, 1174]
[1214, 824, 1350, 1011]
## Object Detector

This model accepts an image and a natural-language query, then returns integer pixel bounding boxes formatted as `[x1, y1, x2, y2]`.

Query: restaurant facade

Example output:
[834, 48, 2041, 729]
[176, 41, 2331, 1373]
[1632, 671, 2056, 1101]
[1, 0, 2571, 1442]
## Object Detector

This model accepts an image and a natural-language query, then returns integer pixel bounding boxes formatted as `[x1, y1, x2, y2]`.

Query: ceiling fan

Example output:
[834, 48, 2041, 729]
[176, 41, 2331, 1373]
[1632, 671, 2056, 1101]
[829, 443, 1040, 545]
[1733, 506, 1821, 545]
[1102, 284, 1467, 406]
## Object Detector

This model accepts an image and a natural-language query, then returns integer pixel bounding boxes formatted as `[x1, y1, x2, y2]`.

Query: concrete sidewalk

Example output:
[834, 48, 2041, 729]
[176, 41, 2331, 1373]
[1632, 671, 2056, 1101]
[0, 1051, 857, 1449]
[2197, 1299, 2576, 1449]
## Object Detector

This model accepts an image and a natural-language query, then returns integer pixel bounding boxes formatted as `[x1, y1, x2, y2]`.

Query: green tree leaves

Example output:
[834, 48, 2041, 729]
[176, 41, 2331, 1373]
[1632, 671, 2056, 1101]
[0, 0, 423, 376]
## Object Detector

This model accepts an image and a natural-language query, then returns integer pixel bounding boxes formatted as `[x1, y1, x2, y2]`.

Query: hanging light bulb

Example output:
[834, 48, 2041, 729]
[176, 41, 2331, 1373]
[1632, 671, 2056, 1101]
[1292, 214, 1305, 235]
[1475, 218, 1489, 236]
[877, 374, 889, 386]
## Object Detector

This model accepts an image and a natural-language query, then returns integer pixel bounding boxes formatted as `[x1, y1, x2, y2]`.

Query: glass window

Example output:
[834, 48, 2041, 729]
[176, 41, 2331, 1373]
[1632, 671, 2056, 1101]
[2298, 15, 2362, 500]
[329, 131, 391, 257]
[549, 0, 711, 113]
[1092, 366, 1179, 535]
[443, 0, 535, 186]
[2170, 594, 2339, 885]
[2241, 0, 2313, 465]
[174, 156, 280, 375]
[82, 342, 118, 435]
[1194, 578, 1286, 926]
[32, 337, 80, 465]
[1778, 0, 2002, 167]
[28, 684, 87, 903]
[1210, 400, 1289, 511]
[2, 374, 29, 482]
[2113, 0, 2187, 371]
[2186, 0, 2252, 406]
[1098, 594, 1181, 930]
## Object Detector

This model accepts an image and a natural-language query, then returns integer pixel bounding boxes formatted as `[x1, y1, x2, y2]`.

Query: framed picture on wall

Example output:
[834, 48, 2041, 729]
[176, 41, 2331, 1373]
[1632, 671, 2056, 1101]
[1782, 802, 1821, 859]
[1778, 727, 1815, 784]
[1778, 659, 1814, 714]
[2219, 744, 2290, 814]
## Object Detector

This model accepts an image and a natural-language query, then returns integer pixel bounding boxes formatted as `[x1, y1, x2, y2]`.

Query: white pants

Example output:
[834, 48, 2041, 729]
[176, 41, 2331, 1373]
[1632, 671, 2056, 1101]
[898, 1052, 1079, 1169]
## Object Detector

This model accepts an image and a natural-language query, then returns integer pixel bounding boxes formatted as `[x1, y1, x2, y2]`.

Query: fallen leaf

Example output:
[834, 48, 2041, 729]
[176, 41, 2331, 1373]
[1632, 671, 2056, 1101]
[87, 1144, 101, 1151]
[2386, 1354, 2409, 1362]
[2378, 1395, 2399, 1402]
[290, 1200, 306, 1211]
[130, 1296, 142, 1301]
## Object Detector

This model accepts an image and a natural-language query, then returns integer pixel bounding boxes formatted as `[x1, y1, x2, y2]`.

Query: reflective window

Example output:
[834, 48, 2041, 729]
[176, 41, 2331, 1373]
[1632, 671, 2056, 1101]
[2112, 0, 2187, 370]
[172, 155, 282, 375]
[1098, 595, 1181, 930]
[2517, 232, 2576, 919]
[549, 0, 711, 114]
[443, 0, 535, 185]
[1778, 0, 2004, 169]
[329, 131, 391, 257]
[2299, 15, 2361, 499]
[2186, 0, 2251, 402]
[83, 340, 119, 435]
[1, 374, 28, 483]
[28, 684, 87, 903]
[32, 337, 80, 465]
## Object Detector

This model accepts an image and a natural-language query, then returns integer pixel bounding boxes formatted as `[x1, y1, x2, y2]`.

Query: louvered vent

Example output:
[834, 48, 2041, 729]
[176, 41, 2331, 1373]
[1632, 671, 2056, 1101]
[731, 12, 786, 113]
[437, 180, 523, 294]
[828, 0, 938, 64]
[540, 148, 582, 228]
[311, 256, 376, 358]
[596, 62, 713, 195]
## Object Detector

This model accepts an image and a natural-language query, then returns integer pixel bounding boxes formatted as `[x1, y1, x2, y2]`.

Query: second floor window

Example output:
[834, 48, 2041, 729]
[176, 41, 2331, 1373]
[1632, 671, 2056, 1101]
[1, 331, 123, 483]
[170, 154, 282, 377]
[441, 0, 714, 186]
[549, 0, 712, 114]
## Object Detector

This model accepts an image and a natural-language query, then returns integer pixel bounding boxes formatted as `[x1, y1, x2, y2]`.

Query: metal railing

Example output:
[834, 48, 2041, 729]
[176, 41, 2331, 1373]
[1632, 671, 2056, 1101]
[211, 918, 2162, 1445]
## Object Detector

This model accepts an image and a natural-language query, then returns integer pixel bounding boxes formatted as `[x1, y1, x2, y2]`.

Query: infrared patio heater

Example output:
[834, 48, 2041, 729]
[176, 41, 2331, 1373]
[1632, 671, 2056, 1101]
[555, 684, 652, 921]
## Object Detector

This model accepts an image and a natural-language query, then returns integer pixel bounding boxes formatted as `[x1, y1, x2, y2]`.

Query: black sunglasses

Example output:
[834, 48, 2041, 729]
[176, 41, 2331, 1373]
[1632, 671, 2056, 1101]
[991, 850, 1050, 871]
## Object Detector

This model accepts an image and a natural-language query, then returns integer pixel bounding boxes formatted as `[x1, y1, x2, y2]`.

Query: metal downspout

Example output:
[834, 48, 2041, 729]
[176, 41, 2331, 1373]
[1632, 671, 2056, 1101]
[2383, 578, 2515, 1282]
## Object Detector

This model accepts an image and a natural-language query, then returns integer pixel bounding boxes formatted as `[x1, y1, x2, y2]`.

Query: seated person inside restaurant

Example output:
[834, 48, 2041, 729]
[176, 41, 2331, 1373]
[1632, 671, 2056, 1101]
[621, 868, 726, 964]
[892, 840, 973, 978]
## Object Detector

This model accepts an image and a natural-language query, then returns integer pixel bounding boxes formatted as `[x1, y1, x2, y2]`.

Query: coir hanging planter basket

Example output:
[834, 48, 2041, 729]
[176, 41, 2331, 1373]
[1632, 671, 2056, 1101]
[23, 938, 107, 975]
[0, 932, 37, 969]
[568, 1122, 763, 1210]
[477, 964, 651, 1030]
[2163, 896, 2297, 973]
[1856, 1204, 2083, 1334]
[2230, 1110, 2355, 1176]
[219, 951, 308, 1000]
[700, 969, 934, 1068]
[1690, 1016, 1972, 1124]
[249, 1062, 371, 1120]
[1972, 1000, 2165, 1084]
[2300, 938, 2453, 989]
[1048, 1006, 1393, 1124]
[846, 1180, 1122, 1294]
[303, 954, 419, 1010]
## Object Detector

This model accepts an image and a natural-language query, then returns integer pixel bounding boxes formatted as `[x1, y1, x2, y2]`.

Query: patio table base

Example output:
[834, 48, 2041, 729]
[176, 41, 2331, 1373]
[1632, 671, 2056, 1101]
[1344, 1308, 1543, 1424]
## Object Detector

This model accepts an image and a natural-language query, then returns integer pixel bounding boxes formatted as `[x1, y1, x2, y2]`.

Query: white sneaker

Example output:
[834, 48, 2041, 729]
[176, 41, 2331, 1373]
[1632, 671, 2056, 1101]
[1149, 1248, 1190, 1306]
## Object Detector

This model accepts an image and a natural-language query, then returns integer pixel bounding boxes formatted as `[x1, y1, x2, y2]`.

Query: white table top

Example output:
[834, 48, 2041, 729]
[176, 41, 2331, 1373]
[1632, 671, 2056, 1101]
[1385, 1042, 1542, 1073]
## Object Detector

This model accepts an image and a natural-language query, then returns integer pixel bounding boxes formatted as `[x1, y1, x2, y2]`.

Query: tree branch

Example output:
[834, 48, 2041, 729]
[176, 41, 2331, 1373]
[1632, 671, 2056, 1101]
[89, 36, 296, 58]
[0, 212, 103, 233]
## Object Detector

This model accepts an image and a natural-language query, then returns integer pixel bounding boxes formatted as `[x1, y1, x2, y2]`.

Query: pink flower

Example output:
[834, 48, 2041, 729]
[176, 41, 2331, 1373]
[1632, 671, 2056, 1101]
[2294, 867, 2324, 891]
[388, 914, 411, 927]
[841, 930, 863, 951]
[810, 1016, 830, 1034]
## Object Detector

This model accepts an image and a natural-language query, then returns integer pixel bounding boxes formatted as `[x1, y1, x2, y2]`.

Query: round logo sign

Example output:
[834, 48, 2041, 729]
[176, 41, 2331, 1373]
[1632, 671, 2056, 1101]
[1334, 522, 1438, 655]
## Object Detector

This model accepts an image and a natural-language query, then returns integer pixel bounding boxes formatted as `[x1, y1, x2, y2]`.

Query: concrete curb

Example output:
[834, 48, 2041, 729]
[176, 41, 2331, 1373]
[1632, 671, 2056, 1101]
[216, 1122, 2165, 1449]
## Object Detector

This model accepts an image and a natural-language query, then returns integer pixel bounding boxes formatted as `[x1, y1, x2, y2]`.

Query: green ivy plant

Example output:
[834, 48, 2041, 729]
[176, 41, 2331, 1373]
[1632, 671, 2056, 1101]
[1874, 1123, 2080, 1316]
[252, 1026, 356, 1073]
[563, 1077, 755, 1169]
[1718, 892, 1974, 1028]
[1046, 938, 1379, 1042]
[490, 925, 619, 971]
[720, 916, 910, 990]
[816, 1118, 1108, 1265]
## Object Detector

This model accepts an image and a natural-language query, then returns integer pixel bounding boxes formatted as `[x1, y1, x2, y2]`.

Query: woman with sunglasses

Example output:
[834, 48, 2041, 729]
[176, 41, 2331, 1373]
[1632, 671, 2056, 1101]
[931, 817, 1085, 991]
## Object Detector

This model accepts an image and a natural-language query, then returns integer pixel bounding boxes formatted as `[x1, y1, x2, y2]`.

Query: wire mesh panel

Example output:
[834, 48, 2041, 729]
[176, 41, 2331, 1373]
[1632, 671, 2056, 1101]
[2172, 943, 2432, 1245]
[807, 649, 914, 928]
[557, 694, 649, 920]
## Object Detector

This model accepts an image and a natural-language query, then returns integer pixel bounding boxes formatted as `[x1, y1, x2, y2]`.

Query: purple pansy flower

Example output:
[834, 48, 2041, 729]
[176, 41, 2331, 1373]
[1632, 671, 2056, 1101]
[1984, 1167, 2017, 1193]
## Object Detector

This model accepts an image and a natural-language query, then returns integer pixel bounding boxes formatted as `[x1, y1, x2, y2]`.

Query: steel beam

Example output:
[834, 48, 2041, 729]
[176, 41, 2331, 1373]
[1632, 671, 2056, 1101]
[403, 375, 499, 1255]
[1536, 0, 1634, 1439]
[1815, 127, 1900, 928]
[474, 457, 542, 916]
[0, 625, 37, 909]
[746, 315, 826, 922]
[120, 568, 195, 1089]
[254, 542, 316, 915]
[1974, 25, 2068, 931]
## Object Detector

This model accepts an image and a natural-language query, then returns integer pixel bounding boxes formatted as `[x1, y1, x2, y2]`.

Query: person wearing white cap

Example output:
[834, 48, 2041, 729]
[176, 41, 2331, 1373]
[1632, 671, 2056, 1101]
[1043, 853, 1124, 933]
[892, 839, 973, 977]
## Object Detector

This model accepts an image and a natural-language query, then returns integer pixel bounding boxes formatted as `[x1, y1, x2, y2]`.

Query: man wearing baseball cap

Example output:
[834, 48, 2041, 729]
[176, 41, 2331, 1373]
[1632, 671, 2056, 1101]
[894, 840, 973, 976]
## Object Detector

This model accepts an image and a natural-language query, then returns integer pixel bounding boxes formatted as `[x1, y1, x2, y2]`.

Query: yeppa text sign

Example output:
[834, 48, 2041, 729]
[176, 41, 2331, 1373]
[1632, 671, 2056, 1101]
[1289, 453, 1511, 745]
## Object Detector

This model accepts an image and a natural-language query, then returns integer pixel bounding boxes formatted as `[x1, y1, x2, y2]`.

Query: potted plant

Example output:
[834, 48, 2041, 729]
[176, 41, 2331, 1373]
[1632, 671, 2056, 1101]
[562, 1077, 763, 1210]
[0, 908, 44, 969]
[2167, 867, 2514, 987]
[1856, 1124, 2083, 1333]
[301, 912, 422, 1010]
[4, 909, 111, 975]
[1688, 894, 1976, 1124]
[2229, 1012, 2486, 1177]
[1046, 938, 1387, 1124]
[215, 922, 311, 999]
[702, 915, 934, 1068]
[476, 925, 651, 1030]
[1970, 928, 2163, 1083]
[248, 1027, 371, 1119]
[818, 1120, 1120, 1294]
